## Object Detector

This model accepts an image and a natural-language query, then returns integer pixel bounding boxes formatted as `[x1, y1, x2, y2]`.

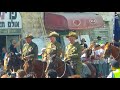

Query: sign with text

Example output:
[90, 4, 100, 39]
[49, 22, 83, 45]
[0, 12, 22, 29]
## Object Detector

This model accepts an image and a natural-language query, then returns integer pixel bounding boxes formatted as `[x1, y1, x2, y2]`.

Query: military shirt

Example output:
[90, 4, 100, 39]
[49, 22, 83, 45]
[22, 42, 38, 60]
[96, 40, 105, 45]
[42, 41, 63, 61]
[64, 42, 82, 61]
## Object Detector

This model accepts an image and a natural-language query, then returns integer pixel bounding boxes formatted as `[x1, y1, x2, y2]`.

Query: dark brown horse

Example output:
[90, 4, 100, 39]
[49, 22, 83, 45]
[45, 55, 72, 78]
[23, 60, 47, 78]
[7, 52, 23, 72]
[104, 42, 120, 63]
[46, 54, 96, 78]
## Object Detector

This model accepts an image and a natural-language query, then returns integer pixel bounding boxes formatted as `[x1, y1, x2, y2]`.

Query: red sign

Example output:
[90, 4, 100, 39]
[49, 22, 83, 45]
[44, 12, 104, 30]
[89, 19, 97, 24]
[73, 20, 81, 26]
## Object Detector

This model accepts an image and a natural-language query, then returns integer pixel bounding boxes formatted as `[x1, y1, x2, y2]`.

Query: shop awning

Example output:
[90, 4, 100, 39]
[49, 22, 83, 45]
[44, 12, 104, 30]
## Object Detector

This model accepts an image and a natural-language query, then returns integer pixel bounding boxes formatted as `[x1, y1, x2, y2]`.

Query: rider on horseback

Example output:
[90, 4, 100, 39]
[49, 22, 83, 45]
[21, 34, 38, 73]
[42, 31, 63, 73]
[64, 31, 83, 76]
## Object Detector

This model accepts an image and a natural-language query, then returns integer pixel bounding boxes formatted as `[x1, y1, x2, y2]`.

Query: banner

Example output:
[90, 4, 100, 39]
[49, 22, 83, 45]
[0, 12, 22, 29]
[114, 13, 120, 41]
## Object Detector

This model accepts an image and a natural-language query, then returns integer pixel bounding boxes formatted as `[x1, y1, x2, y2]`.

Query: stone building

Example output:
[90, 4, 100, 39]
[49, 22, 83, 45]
[79, 12, 115, 43]
[0, 12, 115, 54]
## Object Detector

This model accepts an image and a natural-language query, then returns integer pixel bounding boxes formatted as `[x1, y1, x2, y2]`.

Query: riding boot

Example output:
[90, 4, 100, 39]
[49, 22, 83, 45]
[67, 64, 74, 76]
[45, 60, 50, 74]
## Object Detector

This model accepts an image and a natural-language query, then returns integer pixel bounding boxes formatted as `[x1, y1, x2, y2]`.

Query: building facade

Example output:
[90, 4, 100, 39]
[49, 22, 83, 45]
[0, 12, 22, 53]
[80, 12, 115, 43]
[0, 12, 114, 54]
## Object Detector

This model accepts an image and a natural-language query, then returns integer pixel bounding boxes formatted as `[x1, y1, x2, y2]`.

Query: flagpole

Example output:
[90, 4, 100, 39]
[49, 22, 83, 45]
[113, 12, 117, 43]
[113, 12, 116, 43]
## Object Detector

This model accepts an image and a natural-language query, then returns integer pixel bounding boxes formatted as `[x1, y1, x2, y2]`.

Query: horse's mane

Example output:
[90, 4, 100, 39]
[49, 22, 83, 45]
[105, 42, 119, 50]
[85, 48, 92, 58]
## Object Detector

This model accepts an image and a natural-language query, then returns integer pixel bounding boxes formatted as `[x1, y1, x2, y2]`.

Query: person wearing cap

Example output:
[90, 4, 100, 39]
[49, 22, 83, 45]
[80, 38, 88, 49]
[43, 31, 63, 73]
[42, 31, 63, 61]
[96, 36, 105, 45]
[22, 34, 38, 61]
[107, 60, 120, 78]
[64, 31, 83, 75]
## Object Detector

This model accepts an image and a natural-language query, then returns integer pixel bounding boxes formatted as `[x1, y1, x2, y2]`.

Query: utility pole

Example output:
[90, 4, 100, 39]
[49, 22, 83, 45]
[39, 12, 48, 46]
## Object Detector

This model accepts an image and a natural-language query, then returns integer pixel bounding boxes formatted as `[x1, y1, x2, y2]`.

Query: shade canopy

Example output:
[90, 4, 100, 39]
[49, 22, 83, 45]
[44, 12, 104, 30]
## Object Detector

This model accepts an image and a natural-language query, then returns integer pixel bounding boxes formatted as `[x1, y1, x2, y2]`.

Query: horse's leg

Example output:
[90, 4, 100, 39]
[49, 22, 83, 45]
[66, 64, 75, 76]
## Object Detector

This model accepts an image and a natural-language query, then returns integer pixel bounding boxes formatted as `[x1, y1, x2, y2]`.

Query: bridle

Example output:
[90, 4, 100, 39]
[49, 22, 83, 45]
[113, 47, 120, 60]
[105, 43, 120, 60]
[46, 55, 66, 78]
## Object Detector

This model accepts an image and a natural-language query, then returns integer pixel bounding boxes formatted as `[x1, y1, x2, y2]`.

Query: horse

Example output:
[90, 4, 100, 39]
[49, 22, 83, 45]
[45, 53, 97, 78]
[45, 53, 77, 78]
[6, 52, 23, 72]
[23, 59, 47, 78]
[104, 42, 120, 63]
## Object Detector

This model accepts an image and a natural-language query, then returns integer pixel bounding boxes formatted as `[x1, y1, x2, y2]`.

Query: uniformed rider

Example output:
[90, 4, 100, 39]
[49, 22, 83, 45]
[64, 31, 83, 75]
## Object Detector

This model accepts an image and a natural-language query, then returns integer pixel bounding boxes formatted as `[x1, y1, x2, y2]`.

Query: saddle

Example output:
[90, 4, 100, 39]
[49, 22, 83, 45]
[65, 60, 77, 69]
[65, 60, 77, 75]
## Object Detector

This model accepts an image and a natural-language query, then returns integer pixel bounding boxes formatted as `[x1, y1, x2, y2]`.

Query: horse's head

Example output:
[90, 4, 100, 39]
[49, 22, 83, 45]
[47, 54, 59, 71]
[45, 53, 65, 78]
[46, 48, 59, 70]
[103, 42, 112, 59]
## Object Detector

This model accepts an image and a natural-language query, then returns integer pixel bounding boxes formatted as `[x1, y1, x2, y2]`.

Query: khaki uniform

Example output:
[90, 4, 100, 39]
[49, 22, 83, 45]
[42, 31, 63, 61]
[64, 42, 83, 75]
[22, 41, 38, 61]
[65, 31, 83, 75]
[42, 41, 63, 61]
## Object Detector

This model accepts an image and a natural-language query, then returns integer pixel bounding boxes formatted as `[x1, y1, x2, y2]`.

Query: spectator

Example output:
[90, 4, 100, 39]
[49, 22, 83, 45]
[16, 69, 26, 78]
[1, 47, 8, 65]
[9, 40, 18, 54]
[96, 36, 105, 45]
[107, 60, 120, 78]
[81, 38, 88, 49]
[1, 74, 10, 78]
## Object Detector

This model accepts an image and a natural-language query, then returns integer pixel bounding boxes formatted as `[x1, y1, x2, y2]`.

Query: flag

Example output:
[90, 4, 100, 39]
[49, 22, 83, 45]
[114, 13, 120, 42]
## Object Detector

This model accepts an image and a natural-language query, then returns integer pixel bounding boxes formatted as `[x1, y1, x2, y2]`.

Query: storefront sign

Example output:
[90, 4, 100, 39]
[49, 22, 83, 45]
[0, 12, 22, 29]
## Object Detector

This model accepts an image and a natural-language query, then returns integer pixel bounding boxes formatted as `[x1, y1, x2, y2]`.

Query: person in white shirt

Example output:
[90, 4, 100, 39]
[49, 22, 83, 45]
[93, 44, 106, 77]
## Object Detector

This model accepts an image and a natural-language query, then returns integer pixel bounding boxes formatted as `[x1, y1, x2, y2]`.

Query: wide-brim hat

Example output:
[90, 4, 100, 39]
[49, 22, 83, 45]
[25, 34, 34, 39]
[66, 32, 78, 39]
[81, 38, 86, 42]
[97, 36, 101, 39]
[48, 31, 59, 38]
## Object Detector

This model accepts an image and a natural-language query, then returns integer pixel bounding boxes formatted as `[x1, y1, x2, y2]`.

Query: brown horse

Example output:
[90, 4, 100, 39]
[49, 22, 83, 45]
[46, 54, 96, 78]
[23, 60, 47, 78]
[104, 42, 120, 63]
[45, 55, 72, 78]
